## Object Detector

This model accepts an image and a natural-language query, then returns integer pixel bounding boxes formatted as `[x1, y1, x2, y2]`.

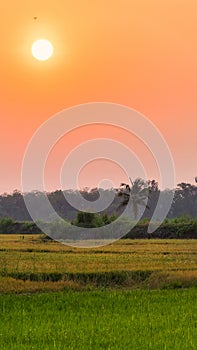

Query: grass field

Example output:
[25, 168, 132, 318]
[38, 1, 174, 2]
[0, 234, 197, 292]
[0, 289, 197, 349]
[1, 235, 197, 349]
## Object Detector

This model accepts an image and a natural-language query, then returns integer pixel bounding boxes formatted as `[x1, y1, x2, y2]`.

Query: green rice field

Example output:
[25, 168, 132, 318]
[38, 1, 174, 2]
[0, 289, 197, 349]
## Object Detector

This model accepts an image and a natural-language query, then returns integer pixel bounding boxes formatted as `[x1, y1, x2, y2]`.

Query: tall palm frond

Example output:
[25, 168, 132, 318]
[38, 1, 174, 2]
[117, 178, 150, 218]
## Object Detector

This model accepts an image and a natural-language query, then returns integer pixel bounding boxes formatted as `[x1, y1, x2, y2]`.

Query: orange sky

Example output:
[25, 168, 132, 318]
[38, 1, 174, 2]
[0, 0, 197, 193]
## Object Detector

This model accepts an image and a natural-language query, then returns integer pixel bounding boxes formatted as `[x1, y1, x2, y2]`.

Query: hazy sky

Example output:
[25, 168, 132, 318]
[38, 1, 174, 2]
[0, 0, 197, 193]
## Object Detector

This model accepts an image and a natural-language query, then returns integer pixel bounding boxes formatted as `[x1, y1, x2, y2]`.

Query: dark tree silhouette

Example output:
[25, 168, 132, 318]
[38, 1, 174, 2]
[117, 178, 150, 218]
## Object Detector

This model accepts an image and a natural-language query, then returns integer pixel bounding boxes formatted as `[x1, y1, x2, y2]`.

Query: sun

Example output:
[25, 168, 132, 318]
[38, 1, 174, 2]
[31, 39, 53, 61]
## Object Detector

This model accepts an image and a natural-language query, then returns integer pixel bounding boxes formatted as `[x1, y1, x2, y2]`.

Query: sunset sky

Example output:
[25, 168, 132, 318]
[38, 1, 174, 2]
[1, 0, 197, 193]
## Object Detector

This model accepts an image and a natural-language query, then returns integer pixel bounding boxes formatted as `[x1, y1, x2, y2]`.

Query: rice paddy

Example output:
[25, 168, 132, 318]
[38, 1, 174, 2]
[0, 289, 197, 349]
[0, 235, 197, 292]
[1, 234, 197, 349]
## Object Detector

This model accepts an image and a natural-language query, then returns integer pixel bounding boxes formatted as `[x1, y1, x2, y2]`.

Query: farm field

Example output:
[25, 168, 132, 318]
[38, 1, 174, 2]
[0, 235, 197, 292]
[1, 235, 197, 349]
[0, 289, 197, 349]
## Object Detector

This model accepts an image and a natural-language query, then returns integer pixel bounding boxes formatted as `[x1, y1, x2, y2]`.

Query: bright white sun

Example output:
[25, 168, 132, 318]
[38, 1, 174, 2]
[31, 39, 53, 61]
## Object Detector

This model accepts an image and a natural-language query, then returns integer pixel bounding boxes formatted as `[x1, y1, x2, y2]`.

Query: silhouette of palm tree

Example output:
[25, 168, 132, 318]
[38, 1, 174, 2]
[117, 178, 150, 218]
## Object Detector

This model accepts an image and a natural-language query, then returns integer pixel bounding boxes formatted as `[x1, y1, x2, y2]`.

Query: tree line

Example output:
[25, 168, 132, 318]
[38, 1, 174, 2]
[1, 214, 197, 239]
[0, 180, 197, 222]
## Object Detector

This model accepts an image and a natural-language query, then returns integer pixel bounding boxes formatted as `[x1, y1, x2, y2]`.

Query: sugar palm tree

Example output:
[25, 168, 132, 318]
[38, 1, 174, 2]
[117, 177, 150, 218]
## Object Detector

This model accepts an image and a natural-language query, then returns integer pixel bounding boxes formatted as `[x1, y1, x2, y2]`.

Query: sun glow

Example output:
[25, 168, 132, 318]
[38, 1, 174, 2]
[31, 39, 53, 61]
